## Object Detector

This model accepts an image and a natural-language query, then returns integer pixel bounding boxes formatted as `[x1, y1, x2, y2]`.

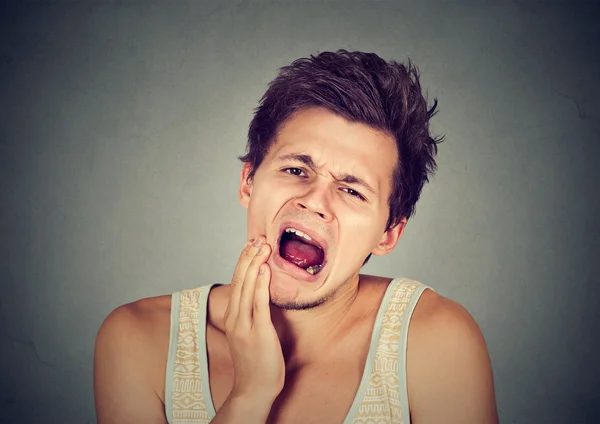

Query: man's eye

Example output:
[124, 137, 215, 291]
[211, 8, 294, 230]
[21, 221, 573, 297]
[284, 168, 305, 177]
[343, 188, 366, 201]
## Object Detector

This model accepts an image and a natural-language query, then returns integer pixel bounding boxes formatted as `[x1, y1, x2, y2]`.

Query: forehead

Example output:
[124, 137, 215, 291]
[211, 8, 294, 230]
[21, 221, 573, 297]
[265, 107, 398, 189]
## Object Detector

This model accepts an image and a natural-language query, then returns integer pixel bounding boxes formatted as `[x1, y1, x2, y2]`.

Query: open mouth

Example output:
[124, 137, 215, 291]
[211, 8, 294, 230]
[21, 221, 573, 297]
[277, 226, 326, 276]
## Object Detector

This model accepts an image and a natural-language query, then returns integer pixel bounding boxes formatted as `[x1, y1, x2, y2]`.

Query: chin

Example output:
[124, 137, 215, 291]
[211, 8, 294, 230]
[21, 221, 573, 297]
[269, 291, 331, 311]
[267, 271, 336, 311]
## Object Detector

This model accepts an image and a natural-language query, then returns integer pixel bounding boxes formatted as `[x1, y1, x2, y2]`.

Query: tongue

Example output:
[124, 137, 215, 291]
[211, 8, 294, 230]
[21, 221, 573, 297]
[281, 238, 324, 269]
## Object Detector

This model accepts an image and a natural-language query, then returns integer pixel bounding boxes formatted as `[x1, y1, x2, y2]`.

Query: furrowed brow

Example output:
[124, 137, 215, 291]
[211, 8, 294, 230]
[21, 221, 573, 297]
[335, 173, 378, 197]
[275, 154, 318, 170]
[275, 153, 378, 197]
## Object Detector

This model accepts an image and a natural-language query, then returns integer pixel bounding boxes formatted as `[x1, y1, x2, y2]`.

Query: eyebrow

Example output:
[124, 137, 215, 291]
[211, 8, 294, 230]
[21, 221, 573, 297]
[274, 153, 378, 197]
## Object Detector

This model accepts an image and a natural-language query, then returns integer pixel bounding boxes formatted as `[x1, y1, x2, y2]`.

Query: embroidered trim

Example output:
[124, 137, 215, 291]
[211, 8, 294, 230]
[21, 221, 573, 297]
[171, 287, 210, 423]
[351, 279, 422, 424]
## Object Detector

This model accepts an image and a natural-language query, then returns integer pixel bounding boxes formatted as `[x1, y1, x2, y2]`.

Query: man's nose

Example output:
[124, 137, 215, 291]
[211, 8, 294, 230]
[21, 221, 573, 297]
[293, 186, 332, 221]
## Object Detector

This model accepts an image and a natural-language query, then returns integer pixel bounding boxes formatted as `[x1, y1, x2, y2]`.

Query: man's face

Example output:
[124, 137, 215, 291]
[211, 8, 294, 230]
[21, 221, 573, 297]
[239, 107, 403, 309]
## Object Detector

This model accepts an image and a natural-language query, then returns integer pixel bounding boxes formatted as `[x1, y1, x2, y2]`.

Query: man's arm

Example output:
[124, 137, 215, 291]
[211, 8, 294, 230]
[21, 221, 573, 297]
[408, 292, 499, 424]
[94, 300, 169, 424]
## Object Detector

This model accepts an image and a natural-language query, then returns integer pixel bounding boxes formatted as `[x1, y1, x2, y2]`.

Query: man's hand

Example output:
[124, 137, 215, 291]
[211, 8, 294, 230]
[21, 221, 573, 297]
[211, 236, 284, 423]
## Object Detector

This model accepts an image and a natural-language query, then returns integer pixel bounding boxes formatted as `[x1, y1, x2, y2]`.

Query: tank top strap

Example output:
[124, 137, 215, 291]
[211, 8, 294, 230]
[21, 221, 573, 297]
[165, 285, 215, 424]
[394, 278, 432, 424]
[351, 277, 432, 424]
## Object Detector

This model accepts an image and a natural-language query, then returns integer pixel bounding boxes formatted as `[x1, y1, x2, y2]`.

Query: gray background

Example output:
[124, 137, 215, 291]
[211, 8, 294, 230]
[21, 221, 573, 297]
[1, 0, 599, 423]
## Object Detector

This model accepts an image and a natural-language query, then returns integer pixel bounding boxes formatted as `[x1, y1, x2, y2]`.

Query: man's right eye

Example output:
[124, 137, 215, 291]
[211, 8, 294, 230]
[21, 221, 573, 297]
[283, 168, 306, 177]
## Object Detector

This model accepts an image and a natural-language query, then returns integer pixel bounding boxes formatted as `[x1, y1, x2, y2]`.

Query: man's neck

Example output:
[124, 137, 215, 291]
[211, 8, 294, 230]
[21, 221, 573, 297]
[269, 273, 366, 369]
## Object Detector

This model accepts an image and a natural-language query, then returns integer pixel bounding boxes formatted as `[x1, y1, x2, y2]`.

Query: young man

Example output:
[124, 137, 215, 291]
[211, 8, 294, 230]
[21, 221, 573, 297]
[94, 50, 499, 423]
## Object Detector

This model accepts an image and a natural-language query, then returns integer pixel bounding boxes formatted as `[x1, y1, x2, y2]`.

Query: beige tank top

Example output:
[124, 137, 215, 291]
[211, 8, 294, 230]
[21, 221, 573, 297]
[165, 277, 430, 424]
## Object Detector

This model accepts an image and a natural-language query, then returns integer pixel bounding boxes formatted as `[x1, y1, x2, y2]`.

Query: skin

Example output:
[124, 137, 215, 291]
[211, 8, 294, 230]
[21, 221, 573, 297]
[94, 107, 499, 423]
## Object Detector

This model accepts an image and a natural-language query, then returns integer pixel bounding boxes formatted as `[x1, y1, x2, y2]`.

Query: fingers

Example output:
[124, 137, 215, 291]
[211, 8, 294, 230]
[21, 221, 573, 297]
[232, 238, 258, 284]
[225, 237, 268, 328]
[253, 263, 272, 326]
[239, 242, 271, 325]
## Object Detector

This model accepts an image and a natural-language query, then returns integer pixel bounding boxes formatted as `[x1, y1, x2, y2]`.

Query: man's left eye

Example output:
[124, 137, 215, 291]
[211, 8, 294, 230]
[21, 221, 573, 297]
[343, 188, 365, 201]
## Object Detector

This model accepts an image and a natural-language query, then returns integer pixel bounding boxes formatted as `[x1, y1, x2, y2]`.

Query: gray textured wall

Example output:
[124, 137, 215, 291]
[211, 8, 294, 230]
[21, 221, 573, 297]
[1, 1, 599, 423]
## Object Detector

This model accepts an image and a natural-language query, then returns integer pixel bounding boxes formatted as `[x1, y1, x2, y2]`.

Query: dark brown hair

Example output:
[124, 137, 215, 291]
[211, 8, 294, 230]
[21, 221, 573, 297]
[239, 50, 443, 264]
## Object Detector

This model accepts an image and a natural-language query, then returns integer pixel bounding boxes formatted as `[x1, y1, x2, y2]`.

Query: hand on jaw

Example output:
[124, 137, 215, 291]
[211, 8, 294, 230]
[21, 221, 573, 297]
[216, 236, 284, 423]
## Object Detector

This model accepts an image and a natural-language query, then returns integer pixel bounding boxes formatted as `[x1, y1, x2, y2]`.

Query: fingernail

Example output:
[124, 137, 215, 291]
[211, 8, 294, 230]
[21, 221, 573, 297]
[247, 238, 255, 246]
[257, 247, 264, 255]
[253, 238, 263, 247]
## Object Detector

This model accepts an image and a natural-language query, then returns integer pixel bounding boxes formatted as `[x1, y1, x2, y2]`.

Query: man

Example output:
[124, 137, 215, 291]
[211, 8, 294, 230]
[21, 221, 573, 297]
[94, 50, 499, 423]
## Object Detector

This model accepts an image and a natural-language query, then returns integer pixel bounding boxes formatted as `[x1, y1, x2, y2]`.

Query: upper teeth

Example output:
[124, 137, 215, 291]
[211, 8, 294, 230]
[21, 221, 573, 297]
[285, 227, 313, 241]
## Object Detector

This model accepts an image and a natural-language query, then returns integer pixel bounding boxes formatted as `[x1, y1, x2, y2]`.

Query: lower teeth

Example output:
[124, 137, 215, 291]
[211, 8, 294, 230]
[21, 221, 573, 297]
[305, 265, 322, 275]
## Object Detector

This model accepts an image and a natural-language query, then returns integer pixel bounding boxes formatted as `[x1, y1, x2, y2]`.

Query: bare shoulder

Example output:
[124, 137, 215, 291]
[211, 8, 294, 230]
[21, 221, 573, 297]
[94, 295, 172, 423]
[96, 294, 172, 356]
[409, 288, 484, 343]
[407, 288, 499, 423]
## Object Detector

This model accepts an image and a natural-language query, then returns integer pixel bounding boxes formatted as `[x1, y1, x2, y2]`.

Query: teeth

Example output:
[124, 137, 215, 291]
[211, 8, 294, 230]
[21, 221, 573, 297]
[305, 264, 323, 275]
[283, 227, 324, 276]
[285, 227, 312, 241]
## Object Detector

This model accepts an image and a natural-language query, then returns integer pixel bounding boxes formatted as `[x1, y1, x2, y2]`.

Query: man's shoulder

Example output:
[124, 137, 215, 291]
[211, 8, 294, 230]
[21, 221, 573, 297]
[410, 287, 484, 344]
[94, 294, 175, 412]
[97, 294, 172, 341]
[407, 286, 498, 422]
[370, 275, 479, 335]
[95, 294, 173, 373]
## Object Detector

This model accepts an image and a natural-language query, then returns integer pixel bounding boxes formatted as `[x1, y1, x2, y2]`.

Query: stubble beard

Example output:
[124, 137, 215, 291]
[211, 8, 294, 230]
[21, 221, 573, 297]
[269, 289, 335, 311]
[268, 271, 358, 311]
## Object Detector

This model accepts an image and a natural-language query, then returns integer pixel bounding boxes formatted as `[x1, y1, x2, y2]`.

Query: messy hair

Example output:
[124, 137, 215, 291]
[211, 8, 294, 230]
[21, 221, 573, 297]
[239, 50, 443, 264]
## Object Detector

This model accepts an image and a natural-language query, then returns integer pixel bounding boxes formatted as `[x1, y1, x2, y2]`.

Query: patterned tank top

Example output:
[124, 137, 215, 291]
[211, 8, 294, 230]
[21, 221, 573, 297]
[164, 277, 431, 424]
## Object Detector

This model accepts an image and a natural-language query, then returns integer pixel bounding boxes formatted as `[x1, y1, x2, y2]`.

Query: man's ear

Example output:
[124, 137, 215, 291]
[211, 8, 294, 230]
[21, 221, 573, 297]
[239, 163, 253, 209]
[371, 217, 407, 257]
